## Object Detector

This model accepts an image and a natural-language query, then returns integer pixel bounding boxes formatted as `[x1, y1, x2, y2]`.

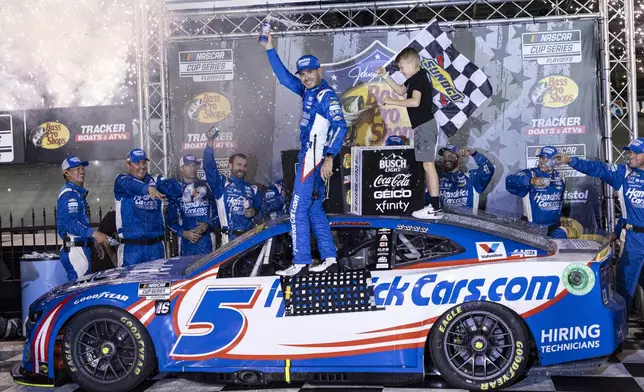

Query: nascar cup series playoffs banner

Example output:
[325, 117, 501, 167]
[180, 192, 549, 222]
[167, 19, 603, 235]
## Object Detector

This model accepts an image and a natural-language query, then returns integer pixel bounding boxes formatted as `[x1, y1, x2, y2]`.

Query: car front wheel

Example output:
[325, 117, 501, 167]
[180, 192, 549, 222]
[62, 307, 156, 392]
[429, 301, 530, 390]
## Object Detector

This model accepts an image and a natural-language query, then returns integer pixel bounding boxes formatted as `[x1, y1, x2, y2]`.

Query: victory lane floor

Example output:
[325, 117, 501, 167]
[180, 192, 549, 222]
[5, 319, 644, 392]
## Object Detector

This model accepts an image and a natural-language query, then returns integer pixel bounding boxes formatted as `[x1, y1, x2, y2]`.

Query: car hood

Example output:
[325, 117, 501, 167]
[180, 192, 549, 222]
[34, 255, 202, 307]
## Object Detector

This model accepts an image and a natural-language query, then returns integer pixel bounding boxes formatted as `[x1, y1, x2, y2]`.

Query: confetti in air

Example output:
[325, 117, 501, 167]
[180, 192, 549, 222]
[0, 0, 135, 110]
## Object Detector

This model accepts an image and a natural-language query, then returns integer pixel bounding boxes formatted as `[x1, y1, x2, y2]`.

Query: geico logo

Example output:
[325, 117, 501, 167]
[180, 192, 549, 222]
[374, 189, 412, 199]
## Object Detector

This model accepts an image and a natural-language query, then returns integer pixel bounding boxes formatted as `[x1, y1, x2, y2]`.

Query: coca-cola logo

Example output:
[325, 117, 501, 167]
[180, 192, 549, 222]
[373, 173, 411, 188]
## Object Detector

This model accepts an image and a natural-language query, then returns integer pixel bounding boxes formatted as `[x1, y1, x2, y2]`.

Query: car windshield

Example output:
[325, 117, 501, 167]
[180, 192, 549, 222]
[183, 225, 262, 276]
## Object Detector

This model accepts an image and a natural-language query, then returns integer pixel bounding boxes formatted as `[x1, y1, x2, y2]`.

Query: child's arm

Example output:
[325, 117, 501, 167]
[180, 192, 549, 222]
[376, 66, 406, 96]
[384, 90, 421, 108]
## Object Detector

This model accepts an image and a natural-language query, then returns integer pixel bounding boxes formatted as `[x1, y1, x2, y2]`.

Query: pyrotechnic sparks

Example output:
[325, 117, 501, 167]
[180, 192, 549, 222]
[0, 0, 136, 110]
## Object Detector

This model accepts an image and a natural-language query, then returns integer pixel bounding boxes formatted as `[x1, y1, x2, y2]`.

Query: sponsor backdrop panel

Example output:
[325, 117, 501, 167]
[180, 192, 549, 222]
[0, 110, 26, 164]
[167, 40, 276, 183]
[167, 20, 602, 234]
[24, 105, 134, 164]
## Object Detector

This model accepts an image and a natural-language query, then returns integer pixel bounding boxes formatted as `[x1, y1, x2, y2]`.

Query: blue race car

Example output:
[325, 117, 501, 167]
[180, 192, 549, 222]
[12, 213, 626, 392]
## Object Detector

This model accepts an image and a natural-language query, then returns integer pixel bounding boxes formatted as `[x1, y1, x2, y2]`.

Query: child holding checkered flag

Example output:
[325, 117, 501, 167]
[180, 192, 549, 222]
[376, 48, 442, 219]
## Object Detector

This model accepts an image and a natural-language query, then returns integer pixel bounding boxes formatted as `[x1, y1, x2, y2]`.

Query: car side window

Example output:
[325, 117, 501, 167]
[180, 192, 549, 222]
[335, 228, 381, 271]
[394, 231, 463, 266]
[217, 240, 272, 278]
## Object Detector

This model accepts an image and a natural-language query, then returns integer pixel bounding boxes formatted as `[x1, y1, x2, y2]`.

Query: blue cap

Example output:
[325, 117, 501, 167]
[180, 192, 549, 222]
[180, 155, 200, 167]
[623, 137, 644, 154]
[538, 145, 558, 159]
[61, 156, 88, 171]
[438, 145, 458, 156]
[296, 55, 321, 74]
[128, 148, 149, 163]
[385, 135, 404, 146]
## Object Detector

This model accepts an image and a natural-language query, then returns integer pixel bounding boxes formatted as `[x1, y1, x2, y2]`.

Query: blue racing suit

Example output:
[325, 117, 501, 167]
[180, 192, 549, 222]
[203, 145, 262, 241]
[168, 180, 218, 256]
[57, 181, 93, 281]
[261, 181, 287, 221]
[569, 158, 644, 308]
[505, 168, 568, 239]
[114, 173, 179, 266]
[267, 49, 348, 264]
[439, 152, 494, 213]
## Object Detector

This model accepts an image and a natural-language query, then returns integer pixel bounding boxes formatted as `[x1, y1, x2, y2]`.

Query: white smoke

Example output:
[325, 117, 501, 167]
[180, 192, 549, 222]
[0, 0, 135, 110]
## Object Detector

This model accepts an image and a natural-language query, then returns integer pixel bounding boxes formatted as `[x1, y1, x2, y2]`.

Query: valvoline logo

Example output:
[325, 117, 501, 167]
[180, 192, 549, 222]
[479, 243, 500, 253]
[476, 242, 507, 261]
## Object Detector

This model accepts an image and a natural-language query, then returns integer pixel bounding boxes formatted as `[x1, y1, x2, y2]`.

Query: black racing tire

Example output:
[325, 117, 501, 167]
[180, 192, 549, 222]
[429, 301, 530, 391]
[62, 307, 156, 392]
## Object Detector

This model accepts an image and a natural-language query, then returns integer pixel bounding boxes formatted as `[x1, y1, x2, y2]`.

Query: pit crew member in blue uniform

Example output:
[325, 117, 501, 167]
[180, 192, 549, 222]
[114, 149, 177, 266]
[557, 137, 644, 309]
[261, 32, 348, 276]
[438, 145, 494, 214]
[261, 179, 287, 221]
[203, 128, 262, 244]
[505, 145, 568, 239]
[168, 155, 218, 256]
[57, 156, 109, 281]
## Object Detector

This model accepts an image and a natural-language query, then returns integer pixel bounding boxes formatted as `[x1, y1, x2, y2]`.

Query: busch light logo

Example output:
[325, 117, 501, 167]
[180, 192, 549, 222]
[379, 153, 407, 173]
[563, 190, 589, 205]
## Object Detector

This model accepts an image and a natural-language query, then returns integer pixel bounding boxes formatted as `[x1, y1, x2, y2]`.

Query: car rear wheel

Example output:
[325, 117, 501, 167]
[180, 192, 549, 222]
[429, 301, 530, 391]
[62, 307, 156, 392]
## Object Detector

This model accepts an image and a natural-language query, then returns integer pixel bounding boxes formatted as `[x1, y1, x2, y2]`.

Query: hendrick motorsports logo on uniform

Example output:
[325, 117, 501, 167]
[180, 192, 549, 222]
[476, 242, 507, 261]
[522, 30, 582, 64]
[179, 49, 234, 82]
[530, 76, 579, 108]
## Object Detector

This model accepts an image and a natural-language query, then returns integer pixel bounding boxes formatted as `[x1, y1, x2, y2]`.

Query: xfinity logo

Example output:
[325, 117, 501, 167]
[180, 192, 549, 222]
[374, 189, 412, 199]
[563, 190, 588, 204]
[376, 200, 410, 213]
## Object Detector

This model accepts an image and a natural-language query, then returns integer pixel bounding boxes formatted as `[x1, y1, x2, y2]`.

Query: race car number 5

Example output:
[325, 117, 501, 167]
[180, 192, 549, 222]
[170, 286, 260, 359]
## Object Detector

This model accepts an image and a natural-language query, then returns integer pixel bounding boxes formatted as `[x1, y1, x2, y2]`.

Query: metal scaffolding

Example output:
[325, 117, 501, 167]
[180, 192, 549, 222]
[138, 0, 637, 228]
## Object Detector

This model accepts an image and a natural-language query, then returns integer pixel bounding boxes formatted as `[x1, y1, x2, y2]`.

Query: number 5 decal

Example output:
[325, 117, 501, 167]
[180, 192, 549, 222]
[170, 286, 261, 360]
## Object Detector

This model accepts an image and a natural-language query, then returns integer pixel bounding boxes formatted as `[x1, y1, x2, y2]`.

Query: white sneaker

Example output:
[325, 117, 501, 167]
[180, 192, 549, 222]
[309, 258, 339, 273]
[412, 205, 443, 219]
[276, 264, 307, 276]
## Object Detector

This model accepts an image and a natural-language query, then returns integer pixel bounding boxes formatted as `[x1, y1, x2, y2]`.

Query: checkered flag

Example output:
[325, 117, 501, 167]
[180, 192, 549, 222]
[384, 19, 493, 137]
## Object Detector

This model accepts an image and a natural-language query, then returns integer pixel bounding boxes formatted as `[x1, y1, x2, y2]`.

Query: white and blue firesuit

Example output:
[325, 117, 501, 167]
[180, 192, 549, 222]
[267, 50, 348, 264]
[114, 174, 178, 266]
[506, 168, 568, 239]
[202, 145, 262, 241]
[439, 151, 494, 213]
[168, 180, 218, 256]
[261, 180, 287, 221]
[569, 152, 644, 308]
[57, 181, 93, 281]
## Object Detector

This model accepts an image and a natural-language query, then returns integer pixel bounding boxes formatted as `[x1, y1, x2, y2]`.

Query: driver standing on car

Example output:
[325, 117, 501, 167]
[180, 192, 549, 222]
[505, 146, 568, 239]
[557, 137, 644, 310]
[261, 32, 348, 276]
[438, 145, 494, 214]
[57, 156, 110, 281]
